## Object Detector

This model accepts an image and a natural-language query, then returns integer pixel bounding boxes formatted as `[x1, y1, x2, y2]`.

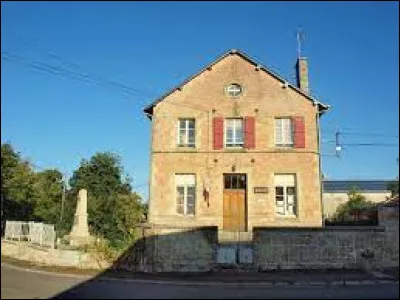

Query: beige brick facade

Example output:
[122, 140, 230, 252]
[145, 51, 329, 231]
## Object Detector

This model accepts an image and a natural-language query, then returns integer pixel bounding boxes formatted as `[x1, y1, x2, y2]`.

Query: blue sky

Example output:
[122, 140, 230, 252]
[1, 1, 399, 200]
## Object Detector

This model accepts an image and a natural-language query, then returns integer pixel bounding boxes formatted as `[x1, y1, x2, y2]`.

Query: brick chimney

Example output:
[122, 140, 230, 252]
[296, 57, 309, 94]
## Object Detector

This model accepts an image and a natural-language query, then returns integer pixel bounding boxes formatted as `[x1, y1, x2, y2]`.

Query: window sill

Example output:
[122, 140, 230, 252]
[224, 147, 246, 152]
[176, 214, 196, 218]
[176, 146, 197, 151]
[275, 215, 298, 219]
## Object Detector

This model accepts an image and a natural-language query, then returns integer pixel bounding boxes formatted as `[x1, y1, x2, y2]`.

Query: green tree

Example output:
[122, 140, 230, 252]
[114, 193, 144, 247]
[69, 152, 142, 247]
[334, 187, 376, 222]
[32, 169, 63, 225]
[1, 143, 36, 222]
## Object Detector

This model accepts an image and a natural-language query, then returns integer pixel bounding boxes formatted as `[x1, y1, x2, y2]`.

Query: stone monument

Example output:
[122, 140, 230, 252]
[69, 189, 93, 247]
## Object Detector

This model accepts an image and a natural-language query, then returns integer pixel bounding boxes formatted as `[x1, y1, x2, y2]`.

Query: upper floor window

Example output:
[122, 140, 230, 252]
[225, 118, 244, 148]
[178, 119, 195, 148]
[175, 174, 196, 216]
[274, 174, 297, 216]
[275, 118, 294, 147]
[226, 84, 242, 98]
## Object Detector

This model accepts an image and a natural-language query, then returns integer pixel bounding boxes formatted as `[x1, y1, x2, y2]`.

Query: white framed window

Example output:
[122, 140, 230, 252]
[225, 118, 244, 148]
[274, 174, 297, 216]
[177, 119, 195, 147]
[226, 83, 243, 98]
[275, 118, 294, 147]
[175, 174, 196, 215]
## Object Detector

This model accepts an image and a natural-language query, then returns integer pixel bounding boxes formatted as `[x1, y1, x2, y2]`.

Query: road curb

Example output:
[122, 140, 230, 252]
[2, 263, 398, 287]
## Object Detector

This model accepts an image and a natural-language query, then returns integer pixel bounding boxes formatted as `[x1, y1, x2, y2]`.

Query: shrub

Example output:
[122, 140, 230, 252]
[87, 236, 120, 262]
[328, 187, 378, 225]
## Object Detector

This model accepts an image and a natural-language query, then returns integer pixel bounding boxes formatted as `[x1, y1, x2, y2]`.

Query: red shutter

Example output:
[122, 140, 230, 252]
[213, 117, 224, 150]
[294, 116, 305, 148]
[244, 116, 255, 149]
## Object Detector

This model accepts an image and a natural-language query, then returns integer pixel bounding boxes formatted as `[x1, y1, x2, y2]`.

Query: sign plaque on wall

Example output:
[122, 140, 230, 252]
[254, 187, 269, 193]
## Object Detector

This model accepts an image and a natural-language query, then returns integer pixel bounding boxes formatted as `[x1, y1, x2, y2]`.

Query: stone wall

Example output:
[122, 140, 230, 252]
[254, 206, 399, 271]
[1, 240, 111, 270]
[2, 207, 397, 273]
[113, 225, 218, 273]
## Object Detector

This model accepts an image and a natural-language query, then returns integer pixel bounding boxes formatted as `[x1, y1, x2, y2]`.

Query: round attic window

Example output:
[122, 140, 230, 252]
[226, 84, 242, 98]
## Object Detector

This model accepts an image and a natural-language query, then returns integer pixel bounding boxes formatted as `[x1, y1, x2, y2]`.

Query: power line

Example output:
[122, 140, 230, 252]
[46, 51, 156, 97]
[2, 51, 215, 114]
[339, 127, 397, 134]
[3, 43, 157, 98]
[341, 143, 399, 147]
[2, 51, 214, 117]
[3, 50, 398, 145]
[340, 132, 399, 138]
[323, 128, 398, 138]
[4, 50, 399, 129]
[2, 52, 154, 102]
[321, 140, 336, 143]
[2, 53, 125, 93]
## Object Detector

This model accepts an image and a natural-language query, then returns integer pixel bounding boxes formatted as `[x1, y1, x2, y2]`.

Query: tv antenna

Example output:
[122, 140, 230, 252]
[297, 27, 305, 59]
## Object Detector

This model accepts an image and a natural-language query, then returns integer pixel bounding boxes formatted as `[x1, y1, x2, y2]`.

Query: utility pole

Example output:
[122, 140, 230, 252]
[335, 128, 342, 158]
[60, 173, 66, 224]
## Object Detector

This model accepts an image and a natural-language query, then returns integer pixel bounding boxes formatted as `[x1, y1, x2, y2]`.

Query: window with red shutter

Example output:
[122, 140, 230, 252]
[225, 119, 244, 148]
[244, 116, 255, 149]
[293, 116, 305, 148]
[275, 118, 294, 147]
[213, 117, 224, 150]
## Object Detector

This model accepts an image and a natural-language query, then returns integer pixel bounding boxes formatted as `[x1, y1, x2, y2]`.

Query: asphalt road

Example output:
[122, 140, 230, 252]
[1, 264, 399, 299]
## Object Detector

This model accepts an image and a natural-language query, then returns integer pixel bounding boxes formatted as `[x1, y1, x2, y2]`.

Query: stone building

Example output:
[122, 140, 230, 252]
[143, 49, 330, 232]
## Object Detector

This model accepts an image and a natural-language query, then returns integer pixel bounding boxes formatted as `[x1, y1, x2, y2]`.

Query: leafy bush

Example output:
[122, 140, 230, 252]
[86, 236, 120, 262]
[328, 187, 378, 225]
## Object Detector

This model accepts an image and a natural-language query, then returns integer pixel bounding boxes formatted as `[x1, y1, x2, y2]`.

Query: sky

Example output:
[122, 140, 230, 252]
[1, 1, 399, 200]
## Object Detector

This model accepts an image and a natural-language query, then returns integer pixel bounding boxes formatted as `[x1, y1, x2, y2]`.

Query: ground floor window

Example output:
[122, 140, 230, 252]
[175, 174, 196, 215]
[274, 174, 297, 216]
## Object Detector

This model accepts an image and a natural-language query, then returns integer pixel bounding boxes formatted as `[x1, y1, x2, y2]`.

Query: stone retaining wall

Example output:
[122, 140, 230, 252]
[2, 207, 397, 273]
[254, 206, 399, 271]
[112, 226, 218, 272]
[1, 240, 111, 270]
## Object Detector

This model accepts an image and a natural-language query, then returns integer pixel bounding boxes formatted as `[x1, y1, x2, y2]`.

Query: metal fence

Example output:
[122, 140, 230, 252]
[4, 221, 56, 248]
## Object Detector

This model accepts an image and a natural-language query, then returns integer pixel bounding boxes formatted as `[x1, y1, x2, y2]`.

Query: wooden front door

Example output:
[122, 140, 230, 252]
[223, 174, 247, 231]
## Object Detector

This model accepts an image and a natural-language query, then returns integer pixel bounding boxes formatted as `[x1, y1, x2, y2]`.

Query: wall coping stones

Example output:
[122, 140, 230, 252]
[253, 226, 386, 232]
[136, 223, 218, 231]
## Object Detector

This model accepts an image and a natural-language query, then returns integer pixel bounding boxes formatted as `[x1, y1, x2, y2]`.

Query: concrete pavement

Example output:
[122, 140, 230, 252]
[1, 264, 399, 299]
